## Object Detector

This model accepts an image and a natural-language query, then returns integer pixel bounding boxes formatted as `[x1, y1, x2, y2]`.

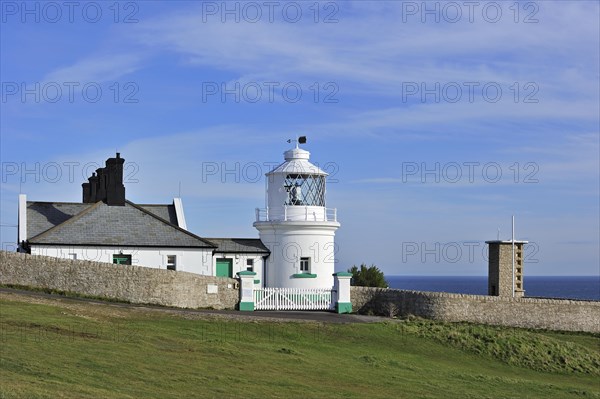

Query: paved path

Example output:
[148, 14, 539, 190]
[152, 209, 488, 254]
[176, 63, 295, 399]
[0, 287, 385, 324]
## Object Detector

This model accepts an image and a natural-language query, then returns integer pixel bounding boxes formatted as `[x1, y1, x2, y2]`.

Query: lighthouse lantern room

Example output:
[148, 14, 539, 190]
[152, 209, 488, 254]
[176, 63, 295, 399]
[254, 138, 340, 289]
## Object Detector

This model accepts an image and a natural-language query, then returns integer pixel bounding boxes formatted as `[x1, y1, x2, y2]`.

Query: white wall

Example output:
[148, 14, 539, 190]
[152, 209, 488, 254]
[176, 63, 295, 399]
[173, 197, 187, 229]
[30, 245, 214, 275]
[30, 245, 266, 281]
[255, 221, 340, 289]
[17, 194, 27, 250]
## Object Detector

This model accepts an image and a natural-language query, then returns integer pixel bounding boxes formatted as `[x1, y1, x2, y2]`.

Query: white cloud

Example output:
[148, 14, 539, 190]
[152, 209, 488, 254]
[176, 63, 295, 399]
[42, 53, 143, 84]
[129, 1, 599, 95]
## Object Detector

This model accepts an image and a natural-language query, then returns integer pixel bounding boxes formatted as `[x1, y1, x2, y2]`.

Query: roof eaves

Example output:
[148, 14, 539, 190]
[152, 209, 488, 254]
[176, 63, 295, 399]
[205, 237, 271, 254]
[27, 200, 85, 206]
[27, 242, 215, 249]
[212, 249, 270, 254]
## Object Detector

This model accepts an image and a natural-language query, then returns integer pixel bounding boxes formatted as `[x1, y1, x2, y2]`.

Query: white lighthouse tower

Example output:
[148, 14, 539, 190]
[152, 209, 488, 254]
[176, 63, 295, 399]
[254, 138, 340, 289]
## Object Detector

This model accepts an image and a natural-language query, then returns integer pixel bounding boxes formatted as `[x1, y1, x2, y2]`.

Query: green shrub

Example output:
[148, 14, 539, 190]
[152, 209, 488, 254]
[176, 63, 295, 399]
[348, 264, 388, 288]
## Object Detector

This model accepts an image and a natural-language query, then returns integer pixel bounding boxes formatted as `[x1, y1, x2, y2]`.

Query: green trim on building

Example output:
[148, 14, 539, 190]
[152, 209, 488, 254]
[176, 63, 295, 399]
[336, 302, 352, 314]
[292, 273, 317, 278]
[239, 302, 254, 311]
[254, 279, 260, 284]
[237, 270, 257, 276]
[333, 272, 353, 277]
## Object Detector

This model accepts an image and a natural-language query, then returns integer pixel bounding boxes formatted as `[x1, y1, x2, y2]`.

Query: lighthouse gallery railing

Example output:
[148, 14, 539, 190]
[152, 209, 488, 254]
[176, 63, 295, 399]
[255, 206, 337, 222]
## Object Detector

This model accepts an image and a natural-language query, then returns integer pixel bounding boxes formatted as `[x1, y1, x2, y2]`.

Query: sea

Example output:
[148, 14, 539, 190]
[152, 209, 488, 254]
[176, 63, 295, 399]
[386, 276, 600, 301]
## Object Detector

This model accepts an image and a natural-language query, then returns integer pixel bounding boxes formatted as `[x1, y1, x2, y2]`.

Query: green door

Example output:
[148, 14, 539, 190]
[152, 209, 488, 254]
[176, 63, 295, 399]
[216, 259, 233, 277]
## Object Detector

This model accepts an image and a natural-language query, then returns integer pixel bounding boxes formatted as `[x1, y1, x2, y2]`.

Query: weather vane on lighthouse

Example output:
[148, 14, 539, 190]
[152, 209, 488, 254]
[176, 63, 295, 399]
[287, 136, 307, 148]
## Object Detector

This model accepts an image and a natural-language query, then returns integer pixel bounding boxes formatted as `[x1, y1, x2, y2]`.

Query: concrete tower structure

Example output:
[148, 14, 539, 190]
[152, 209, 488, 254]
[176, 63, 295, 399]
[254, 141, 340, 289]
[486, 240, 528, 297]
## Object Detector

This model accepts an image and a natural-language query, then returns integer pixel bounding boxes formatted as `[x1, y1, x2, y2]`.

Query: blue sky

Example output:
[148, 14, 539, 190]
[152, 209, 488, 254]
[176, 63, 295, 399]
[1, 1, 598, 276]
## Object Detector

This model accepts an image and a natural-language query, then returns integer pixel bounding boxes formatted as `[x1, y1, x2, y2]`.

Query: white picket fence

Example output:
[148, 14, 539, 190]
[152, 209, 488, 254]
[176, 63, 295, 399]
[254, 287, 335, 311]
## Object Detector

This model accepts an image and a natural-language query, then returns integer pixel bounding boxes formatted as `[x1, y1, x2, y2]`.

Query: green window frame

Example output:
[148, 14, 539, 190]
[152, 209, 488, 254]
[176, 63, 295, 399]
[113, 254, 131, 265]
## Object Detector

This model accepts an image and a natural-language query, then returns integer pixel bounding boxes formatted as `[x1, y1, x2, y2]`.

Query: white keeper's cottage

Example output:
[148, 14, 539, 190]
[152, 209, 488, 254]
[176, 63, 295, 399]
[17, 153, 269, 285]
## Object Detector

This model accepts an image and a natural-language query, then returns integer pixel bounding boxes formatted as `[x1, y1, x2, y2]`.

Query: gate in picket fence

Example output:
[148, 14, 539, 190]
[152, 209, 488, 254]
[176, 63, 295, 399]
[254, 287, 335, 311]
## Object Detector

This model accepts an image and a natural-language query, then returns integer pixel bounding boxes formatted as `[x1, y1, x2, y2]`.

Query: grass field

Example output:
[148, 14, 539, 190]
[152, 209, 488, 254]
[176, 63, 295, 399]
[0, 292, 599, 399]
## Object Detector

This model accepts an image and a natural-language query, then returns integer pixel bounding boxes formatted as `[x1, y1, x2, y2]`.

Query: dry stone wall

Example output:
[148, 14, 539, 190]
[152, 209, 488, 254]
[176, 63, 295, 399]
[2, 251, 598, 332]
[0, 251, 239, 309]
[351, 286, 600, 333]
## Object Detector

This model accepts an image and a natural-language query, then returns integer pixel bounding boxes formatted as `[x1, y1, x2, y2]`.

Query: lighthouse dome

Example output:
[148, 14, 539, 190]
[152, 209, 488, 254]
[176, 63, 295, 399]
[267, 147, 328, 176]
[284, 148, 310, 161]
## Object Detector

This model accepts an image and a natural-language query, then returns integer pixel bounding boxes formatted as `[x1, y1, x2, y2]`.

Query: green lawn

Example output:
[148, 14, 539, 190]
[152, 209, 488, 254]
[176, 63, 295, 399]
[0, 294, 598, 399]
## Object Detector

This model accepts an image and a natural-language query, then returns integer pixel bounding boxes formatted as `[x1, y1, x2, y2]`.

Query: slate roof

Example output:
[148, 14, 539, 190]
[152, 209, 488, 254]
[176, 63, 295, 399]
[206, 238, 270, 254]
[27, 201, 179, 239]
[27, 202, 93, 239]
[27, 200, 215, 248]
[138, 204, 178, 225]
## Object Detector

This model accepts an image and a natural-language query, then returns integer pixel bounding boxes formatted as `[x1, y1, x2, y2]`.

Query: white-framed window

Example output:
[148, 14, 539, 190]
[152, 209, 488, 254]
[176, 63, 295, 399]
[246, 258, 254, 272]
[167, 255, 177, 271]
[68, 253, 77, 260]
[300, 257, 310, 273]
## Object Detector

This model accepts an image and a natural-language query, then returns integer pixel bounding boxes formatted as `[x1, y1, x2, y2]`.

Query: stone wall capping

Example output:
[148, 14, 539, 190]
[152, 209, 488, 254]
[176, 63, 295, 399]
[350, 285, 599, 333]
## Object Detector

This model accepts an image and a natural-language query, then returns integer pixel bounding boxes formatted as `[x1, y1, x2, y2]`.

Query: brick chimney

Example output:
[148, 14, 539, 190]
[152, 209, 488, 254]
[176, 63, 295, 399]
[105, 153, 125, 206]
[82, 172, 98, 203]
[82, 182, 90, 203]
[81, 153, 126, 206]
[89, 172, 98, 201]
